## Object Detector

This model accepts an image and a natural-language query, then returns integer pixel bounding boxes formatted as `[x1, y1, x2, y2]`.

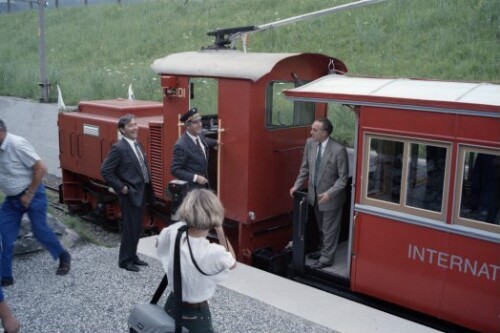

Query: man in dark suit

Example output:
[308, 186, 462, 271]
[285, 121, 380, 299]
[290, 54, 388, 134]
[171, 108, 218, 190]
[290, 118, 348, 269]
[101, 114, 153, 272]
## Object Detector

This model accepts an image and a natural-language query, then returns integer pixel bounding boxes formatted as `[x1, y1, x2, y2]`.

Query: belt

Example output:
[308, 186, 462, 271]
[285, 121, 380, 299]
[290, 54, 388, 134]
[6, 189, 28, 199]
[182, 300, 208, 309]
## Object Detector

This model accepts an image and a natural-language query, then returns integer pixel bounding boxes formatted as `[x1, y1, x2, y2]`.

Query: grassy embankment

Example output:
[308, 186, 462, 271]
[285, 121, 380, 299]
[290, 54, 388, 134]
[0, 0, 498, 104]
[0, 0, 498, 242]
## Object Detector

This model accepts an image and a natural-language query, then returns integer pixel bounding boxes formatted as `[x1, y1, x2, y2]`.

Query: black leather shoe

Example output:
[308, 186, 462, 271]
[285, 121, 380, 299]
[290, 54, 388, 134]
[56, 251, 71, 276]
[134, 259, 148, 266]
[308, 252, 321, 260]
[120, 263, 140, 272]
[1, 277, 14, 287]
[310, 261, 331, 269]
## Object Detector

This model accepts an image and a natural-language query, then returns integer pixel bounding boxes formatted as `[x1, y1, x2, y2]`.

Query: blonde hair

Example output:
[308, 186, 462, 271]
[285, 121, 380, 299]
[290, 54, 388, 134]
[178, 189, 224, 229]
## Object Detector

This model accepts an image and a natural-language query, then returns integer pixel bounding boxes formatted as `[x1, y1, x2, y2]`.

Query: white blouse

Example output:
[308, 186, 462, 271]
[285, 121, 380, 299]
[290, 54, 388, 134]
[156, 222, 235, 303]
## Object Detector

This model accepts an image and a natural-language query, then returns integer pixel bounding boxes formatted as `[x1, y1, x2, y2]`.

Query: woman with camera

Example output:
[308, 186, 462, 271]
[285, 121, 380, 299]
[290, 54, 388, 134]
[156, 189, 236, 333]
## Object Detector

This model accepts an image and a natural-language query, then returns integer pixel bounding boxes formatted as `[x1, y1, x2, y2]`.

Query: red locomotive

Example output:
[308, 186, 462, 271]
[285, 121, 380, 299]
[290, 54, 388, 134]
[58, 49, 347, 258]
[58, 20, 499, 333]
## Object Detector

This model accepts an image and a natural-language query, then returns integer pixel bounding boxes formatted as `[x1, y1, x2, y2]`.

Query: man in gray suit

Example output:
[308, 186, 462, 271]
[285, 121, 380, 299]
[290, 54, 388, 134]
[290, 118, 348, 269]
[101, 114, 153, 272]
[171, 108, 218, 190]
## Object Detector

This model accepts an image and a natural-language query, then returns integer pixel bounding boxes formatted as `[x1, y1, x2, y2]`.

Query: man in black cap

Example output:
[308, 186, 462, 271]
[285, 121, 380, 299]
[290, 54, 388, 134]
[171, 108, 218, 190]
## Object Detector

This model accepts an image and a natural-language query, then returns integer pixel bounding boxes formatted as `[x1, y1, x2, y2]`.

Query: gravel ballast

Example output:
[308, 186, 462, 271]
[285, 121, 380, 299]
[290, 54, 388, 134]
[5, 243, 336, 333]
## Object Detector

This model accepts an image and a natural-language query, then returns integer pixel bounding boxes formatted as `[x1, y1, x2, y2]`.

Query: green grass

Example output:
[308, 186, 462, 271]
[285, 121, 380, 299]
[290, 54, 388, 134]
[0, 0, 498, 105]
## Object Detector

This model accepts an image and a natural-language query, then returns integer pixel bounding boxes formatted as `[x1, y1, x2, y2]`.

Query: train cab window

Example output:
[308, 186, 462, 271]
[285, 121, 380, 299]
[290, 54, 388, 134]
[455, 147, 500, 233]
[189, 78, 218, 117]
[265, 81, 315, 129]
[362, 135, 450, 220]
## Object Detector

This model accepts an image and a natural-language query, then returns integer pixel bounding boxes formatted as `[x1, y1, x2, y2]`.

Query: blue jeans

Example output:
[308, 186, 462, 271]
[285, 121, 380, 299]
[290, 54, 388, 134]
[0, 234, 3, 302]
[0, 185, 65, 279]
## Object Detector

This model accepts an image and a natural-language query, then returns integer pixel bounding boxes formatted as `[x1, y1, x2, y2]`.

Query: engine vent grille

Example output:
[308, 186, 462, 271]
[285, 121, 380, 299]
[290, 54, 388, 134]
[149, 123, 164, 198]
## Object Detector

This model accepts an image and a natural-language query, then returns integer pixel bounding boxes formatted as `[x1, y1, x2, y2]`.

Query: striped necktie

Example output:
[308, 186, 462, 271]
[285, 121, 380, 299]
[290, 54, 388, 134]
[314, 143, 322, 186]
[134, 142, 150, 183]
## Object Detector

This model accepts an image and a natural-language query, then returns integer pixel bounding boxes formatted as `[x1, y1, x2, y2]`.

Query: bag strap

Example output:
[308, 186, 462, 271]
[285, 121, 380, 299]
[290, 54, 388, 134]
[186, 232, 224, 276]
[150, 274, 168, 304]
[174, 224, 188, 333]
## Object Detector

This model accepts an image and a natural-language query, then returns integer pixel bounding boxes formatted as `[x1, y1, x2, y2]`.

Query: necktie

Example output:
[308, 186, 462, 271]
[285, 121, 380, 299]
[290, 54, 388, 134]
[314, 143, 322, 186]
[196, 138, 206, 159]
[134, 142, 150, 183]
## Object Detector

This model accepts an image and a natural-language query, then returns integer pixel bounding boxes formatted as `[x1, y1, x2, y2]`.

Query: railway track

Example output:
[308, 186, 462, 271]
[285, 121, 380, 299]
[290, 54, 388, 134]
[42, 178, 122, 246]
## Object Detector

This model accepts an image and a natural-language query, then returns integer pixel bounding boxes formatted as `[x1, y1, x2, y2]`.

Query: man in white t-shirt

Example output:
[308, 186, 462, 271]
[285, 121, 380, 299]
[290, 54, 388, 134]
[0, 119, 71, 289]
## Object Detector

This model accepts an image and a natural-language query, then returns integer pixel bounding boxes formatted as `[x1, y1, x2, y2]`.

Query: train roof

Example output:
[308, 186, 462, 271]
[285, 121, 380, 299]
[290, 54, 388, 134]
[77, 99, 163, 117]
[151, 50, 345, 82]
[284, 75, 500, 115]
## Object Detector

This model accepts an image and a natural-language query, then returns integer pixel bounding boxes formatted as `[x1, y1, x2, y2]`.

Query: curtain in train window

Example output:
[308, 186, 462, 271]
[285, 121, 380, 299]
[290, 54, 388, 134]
[405, 144, 446, 212]
[367, 138, 404, 204]
[265, 81, 315, 129]
[459, 151, 500, 225]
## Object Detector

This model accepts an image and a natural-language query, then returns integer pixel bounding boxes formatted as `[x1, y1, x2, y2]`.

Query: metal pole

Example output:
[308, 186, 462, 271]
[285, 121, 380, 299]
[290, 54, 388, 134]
[216, 119, 225, 198]
[229, 0, 386, 48]
[38, 0, 50, 102]
[256, 0, 386, 32]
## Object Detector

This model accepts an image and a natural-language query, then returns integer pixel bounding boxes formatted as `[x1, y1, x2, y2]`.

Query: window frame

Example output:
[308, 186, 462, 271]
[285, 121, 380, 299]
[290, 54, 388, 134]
[265, 80, 315, 130]
[361, 133, 451, 221]
[453, 144, 500, 234]
[188, 77, 218, 116]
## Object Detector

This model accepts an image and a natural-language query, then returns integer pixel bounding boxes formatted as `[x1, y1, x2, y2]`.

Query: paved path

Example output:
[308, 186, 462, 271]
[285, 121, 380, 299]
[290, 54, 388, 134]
[0, 97, 62, 176]
[139, 235, 441, 333]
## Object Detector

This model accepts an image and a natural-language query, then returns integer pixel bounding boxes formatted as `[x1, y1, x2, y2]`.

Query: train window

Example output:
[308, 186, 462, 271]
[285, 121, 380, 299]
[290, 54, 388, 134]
[366, 137, 404, 204]
[455, 147, 500, 233]
[189, 78, 218, 115]
[265, 81, 314, 129]
[327, 103, 355, 148]
[362, 135, 450, 220]
[405, 144, 447, 212]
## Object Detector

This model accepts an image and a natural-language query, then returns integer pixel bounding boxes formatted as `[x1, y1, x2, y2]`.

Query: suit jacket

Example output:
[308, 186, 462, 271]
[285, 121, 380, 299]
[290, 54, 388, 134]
[171, 132, 217, 189]
[101, 139, 153, 206]
[293, 137, 348, 211]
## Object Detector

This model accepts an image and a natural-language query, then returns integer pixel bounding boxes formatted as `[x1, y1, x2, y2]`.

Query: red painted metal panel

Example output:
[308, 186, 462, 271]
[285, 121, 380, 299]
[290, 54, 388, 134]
[360, 106, 457, 140]
[456, 114, 500, 146]
[58, 114, 76, 172]
[352, 213, 500, 332]
[161, 76, 190, 197]
[218, 79, 252, 223]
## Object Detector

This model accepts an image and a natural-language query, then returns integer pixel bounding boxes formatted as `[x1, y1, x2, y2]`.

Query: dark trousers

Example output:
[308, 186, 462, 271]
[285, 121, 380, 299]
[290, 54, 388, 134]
[313, 192, 342, 265]
[118, 192, 146, 267]
[164, 293, 214, 333]
[0, 185, 65, 279]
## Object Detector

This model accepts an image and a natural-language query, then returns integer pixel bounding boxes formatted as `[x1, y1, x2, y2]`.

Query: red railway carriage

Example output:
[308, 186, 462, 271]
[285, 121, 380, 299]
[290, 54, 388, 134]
[284, 75, 500, 332]
[58, 50, 347, 261]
